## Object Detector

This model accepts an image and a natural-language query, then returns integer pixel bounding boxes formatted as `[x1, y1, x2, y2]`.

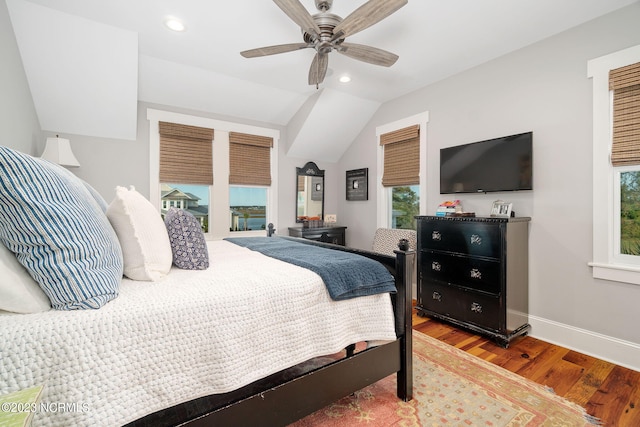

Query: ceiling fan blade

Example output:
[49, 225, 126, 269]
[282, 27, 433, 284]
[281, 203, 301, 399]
[336, 42, 399, 67]
[241, 43, 310, 58]
[273, 0, 321, 40]
[331, 0, 407, 41]
[308, 52, 329, 86]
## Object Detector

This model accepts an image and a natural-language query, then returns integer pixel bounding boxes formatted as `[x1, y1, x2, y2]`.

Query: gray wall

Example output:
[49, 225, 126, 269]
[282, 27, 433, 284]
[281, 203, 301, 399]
[0, 0, 40, 154]
[338, 3, 640, 364]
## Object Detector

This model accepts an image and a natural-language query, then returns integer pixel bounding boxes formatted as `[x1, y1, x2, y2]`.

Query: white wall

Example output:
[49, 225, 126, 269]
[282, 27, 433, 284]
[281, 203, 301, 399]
[0, 0, 40, 153]
[338, 3, 640, 370]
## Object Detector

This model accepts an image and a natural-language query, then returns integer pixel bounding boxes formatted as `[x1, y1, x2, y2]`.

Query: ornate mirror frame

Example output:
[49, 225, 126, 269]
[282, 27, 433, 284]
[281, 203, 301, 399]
[296, 162, 324, 223]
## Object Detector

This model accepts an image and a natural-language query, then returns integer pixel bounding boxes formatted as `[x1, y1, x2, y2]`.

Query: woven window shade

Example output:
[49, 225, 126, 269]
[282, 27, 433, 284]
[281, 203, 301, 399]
[380, 125, 420, 187]
[159, 122, 214, 185]
[229, 132, 273, 186]
[610, 62, 640, 167]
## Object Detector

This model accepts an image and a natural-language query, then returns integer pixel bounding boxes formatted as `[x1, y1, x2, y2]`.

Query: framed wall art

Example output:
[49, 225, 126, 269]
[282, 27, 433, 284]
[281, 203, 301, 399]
[346, 168, 368, 201]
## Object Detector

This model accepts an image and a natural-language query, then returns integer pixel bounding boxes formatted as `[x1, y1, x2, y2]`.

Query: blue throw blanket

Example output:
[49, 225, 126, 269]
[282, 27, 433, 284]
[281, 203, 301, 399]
[224, 237, 396, 300]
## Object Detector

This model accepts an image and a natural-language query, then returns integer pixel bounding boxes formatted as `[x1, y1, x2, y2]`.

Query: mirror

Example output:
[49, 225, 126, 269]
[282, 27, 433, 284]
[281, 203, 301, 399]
[296, 162, 324, 223]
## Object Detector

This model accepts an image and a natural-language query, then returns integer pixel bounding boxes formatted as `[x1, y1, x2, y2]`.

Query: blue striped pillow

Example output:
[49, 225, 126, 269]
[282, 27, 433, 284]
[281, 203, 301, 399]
[0, 146, 123, 310]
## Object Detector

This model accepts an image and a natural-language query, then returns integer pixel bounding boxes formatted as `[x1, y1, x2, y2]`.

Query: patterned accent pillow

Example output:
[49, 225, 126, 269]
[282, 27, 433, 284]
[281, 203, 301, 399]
[106, 186, 173, 281]
[0, 146, 123, 310]
[164, 207, 209, 270]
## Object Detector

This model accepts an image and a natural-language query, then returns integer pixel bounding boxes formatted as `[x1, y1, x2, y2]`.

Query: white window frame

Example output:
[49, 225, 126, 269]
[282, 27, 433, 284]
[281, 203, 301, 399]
[375, 112, 429, 228]
[588, 44, 640, 284]
[147, 108, 279, 240]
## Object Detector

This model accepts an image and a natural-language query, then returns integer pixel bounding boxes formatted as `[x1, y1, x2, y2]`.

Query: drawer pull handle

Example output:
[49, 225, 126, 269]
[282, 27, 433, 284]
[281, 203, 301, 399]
[470, 234, 482, 245]
[470, 268, 482, 279]
[471, 302, 482, 313]
[432, 291, 442, 302]
[431, 261, 441, 272]
[431, 231, 442, 241]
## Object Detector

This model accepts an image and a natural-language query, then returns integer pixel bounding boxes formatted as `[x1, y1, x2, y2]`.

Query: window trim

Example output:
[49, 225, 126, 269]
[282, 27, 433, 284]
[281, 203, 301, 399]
[375, 112, 429, 228]
[588, 44, 640, 284]
[147, 108, 279, 240]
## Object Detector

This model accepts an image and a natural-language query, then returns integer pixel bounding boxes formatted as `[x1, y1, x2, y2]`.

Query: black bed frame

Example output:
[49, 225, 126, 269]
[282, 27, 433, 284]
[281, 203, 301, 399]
[127, 225, 415, 427]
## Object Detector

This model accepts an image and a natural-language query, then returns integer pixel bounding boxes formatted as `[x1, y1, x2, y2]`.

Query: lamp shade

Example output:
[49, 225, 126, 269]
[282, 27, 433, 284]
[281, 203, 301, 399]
[41, 136, 80, 167]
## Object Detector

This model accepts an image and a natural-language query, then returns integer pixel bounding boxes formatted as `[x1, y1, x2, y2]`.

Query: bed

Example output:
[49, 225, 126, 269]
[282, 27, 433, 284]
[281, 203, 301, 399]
[0, 146, 414, 426]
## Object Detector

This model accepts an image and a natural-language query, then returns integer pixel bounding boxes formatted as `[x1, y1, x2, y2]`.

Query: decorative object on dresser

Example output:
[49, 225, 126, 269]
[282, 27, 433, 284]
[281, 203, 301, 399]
[289, 224, 347, 246]
[346, 168, 369, 201]
[490, 199, 513, 217]
[415, 215, 530, 347]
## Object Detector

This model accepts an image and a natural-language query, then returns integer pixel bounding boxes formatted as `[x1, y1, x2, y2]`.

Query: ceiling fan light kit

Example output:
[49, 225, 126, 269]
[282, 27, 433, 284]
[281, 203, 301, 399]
[240, 0, 407, 87]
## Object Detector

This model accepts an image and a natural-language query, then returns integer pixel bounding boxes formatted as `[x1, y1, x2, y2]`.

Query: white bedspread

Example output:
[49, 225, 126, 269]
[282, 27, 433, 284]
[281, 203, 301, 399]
[0, 240, 396, 426]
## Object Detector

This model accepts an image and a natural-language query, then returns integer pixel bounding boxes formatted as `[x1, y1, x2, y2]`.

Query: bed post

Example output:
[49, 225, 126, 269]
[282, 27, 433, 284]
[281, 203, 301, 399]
[394, 239, 415, 401]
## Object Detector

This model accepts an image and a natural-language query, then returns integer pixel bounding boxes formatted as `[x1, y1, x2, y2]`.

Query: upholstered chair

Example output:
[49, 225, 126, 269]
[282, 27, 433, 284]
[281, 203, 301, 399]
[372, 228, 417, 256]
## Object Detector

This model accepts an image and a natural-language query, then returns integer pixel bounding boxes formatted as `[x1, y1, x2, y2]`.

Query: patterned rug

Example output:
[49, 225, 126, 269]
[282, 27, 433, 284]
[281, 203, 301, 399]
[291, 330, 599, 426]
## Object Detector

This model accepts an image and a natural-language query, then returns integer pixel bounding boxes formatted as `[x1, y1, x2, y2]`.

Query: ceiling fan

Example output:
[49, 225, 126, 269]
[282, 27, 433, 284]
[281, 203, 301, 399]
[240, 0, 408, 87]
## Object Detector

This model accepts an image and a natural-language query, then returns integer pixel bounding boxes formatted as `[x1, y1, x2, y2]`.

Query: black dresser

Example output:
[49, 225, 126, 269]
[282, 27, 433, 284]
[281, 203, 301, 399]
[415, 215, 530, 347]
[288, 225, 347, 246]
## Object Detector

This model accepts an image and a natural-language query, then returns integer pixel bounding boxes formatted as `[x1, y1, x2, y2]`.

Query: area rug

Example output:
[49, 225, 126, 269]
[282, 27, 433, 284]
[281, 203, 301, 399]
[291, 330, 599, 426]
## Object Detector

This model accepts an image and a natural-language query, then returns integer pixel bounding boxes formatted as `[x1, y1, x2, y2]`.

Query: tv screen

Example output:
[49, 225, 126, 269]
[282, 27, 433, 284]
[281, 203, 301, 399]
[440, 132, 532, 194]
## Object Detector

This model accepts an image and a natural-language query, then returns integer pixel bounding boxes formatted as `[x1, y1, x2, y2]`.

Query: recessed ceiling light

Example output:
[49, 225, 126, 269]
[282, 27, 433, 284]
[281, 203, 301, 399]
[164, 17, 186, 32]
[339, 75, 351, 83]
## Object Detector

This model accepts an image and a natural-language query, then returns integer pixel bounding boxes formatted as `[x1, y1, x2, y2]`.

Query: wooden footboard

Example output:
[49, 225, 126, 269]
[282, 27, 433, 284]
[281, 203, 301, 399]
[127, 234, 414, 427]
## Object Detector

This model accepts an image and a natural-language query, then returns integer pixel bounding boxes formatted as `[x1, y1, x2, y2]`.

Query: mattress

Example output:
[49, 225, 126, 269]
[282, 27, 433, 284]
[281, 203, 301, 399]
[0, 240, 396, 426]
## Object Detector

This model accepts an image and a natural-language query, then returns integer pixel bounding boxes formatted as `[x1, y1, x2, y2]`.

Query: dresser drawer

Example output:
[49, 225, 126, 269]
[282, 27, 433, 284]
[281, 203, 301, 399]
[421, 251, 502, 295]
[419, 220, 502, 258]
[422, 282, 501, 331]
[303, 231, 344, 245]
[288, 226, 346, 246]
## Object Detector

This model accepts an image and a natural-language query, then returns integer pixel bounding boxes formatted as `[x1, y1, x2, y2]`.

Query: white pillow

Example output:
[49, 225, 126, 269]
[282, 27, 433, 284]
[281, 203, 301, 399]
[0, 243, 51, 313]
[106, 186, 172, 281]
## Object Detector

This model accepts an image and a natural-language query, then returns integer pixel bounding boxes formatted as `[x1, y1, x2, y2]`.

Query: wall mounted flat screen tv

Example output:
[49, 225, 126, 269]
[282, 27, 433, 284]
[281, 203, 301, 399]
[440, 132, 532, 194]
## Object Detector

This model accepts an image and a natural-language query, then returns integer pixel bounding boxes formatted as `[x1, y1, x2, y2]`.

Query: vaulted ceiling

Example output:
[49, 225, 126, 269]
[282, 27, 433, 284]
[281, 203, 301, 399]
[7, 0, 638, 161]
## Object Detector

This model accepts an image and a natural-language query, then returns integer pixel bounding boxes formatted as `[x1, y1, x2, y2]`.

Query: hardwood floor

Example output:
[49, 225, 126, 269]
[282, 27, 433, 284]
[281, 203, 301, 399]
[412, 310, 640, 426]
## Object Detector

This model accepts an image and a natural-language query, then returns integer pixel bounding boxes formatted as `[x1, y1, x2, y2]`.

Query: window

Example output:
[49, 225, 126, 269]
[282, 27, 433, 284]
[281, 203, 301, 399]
[228, 132, 273, 233]
[162, 183, 209, 232]
[616, 168, 640, 260]
[230, 187, 267, 231]
[157, 121, 214, 232]
[391, 185, 420, 229]
[147, 109, 279, 240]
[376, 112, 429, 230]
[588, 45, 640, 284]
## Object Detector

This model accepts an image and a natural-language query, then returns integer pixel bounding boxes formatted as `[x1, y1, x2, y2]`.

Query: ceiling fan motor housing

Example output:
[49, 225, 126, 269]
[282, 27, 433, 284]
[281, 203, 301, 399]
[302, 12, 344, 48]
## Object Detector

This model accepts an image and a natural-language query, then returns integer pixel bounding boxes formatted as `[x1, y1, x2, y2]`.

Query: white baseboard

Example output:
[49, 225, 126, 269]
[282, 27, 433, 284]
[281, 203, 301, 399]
[528, 315, 640, 372]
